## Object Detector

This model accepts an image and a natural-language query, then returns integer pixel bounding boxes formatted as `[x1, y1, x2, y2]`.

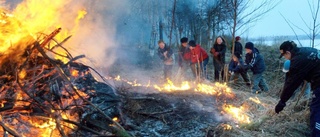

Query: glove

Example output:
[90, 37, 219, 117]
[214, 52, 219, 57]
[275, 100, 286, 114]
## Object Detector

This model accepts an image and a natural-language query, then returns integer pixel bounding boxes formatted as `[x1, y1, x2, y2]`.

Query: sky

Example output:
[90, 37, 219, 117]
[250, 0, 317, 37]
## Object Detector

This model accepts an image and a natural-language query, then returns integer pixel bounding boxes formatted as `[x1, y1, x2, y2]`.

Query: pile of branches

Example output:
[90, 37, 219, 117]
[0, 28, 131, 137]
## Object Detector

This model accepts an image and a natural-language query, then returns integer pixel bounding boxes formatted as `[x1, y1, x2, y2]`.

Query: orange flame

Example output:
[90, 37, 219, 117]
[222, 104, 251, 124]
[249, 97, 261, 104]
[153, 79, 190, 91]
[195, 82, 234, 98]
[221, 123, 233, 130]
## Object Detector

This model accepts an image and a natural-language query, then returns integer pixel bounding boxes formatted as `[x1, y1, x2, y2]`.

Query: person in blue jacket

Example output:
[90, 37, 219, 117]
[244, 42, 269, 94]
[228, 52, 250, 85]
[276, 41, 320, 136]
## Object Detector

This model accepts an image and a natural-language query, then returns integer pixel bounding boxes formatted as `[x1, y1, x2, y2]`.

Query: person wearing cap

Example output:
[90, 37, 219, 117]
[231, 36, 243, 55]
[187, 40, 209, 80]
[275, 40, 320, 136]
[244, 42, 269, 94]
[228, 52, 250, 85]
[282, 60, 311, 99]
[157, 40, 173, 81]
[210, 36, 227, 82]
[177, 37, 191, 81]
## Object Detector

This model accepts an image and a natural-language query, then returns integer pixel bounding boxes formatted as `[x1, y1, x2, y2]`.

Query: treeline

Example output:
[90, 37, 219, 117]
[116, 0, 278, 50]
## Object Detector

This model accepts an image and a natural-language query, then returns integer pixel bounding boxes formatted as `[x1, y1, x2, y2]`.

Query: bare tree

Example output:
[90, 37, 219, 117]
[168, 0, 177, 46]
[227, 0, 280, 55]
[284, 0, 320, 48]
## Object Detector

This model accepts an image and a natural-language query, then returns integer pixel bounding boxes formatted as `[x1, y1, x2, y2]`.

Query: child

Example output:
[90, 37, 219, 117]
[228, 52, 250, 85]
[244, 42, 269, 94]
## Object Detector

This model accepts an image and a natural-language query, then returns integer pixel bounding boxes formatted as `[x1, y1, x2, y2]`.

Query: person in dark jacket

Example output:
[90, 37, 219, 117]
[228, 52, 250, 85]
[244, 42, 269, 93]
[186, 40, 209, 80]
[177, 37, 191, 81]
[231, 36, 243, 55]
[282, 60, 311, 99]
[275, 41, 320, 136]
[157, 40, 173, 81]
[210, 36, 226, 82]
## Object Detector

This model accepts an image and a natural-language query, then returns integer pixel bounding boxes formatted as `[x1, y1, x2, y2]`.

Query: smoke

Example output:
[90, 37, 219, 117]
[58, 0, 131, 71]
[4, 0, 131, 73]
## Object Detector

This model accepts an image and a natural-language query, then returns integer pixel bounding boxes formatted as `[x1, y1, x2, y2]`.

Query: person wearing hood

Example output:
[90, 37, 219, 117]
[186, 40, 209, 80]
[157, 40, 173, 81]
[228, 52, 250, 85]
[244, 42, 269, 94]
[276, 41, 320, 136]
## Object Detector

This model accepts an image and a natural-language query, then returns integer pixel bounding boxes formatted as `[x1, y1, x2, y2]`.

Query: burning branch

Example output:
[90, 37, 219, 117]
[33, 30, 131, 136]
[0, 27, 131, 136]
[0, 119, 21, 137]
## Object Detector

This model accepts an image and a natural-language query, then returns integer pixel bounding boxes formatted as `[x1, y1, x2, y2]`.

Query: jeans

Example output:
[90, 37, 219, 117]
[164, 65, 173, 80]
[252, 73, 269, 93]
[311, 87, 320, 137]
[200, 58, 209, 79]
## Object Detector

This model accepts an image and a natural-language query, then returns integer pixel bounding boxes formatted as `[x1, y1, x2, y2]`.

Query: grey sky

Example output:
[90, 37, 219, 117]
[250, 0, 317, 37]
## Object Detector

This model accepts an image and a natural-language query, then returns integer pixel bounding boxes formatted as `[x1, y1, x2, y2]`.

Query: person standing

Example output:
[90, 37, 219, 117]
[233, 36, 243, 55]
[275, 41, 320, 136]
[177, 37, 191, 81]
[157, 40, 173, 81]
[187, 40, 209, 80]
[244, 42, 269, 93]
[210, 36, 226, 82]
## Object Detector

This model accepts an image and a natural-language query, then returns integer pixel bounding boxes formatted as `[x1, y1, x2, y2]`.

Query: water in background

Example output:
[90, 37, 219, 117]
[252, 39, 320, 49]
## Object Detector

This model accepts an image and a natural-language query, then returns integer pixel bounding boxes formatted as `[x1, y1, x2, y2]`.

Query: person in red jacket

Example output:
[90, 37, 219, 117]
[186, 40, 209, 80]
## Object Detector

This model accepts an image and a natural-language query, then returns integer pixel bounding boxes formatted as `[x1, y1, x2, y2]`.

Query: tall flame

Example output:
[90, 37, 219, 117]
[0, 0, 87, 64]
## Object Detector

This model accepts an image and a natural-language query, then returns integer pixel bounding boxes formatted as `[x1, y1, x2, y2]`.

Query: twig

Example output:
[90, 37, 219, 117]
[294, 81, 308, 107]
[51, 36, 74, 59]
[0, 121, 21, 137]
[137, 109, 174, 116]
[55, 117, 67, 137]
[62, 119, 104, 136]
